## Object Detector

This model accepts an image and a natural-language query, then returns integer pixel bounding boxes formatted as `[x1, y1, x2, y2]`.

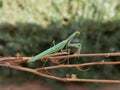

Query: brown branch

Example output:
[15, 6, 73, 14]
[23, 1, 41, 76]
[65, 78, 120, 83]
[0, 63, 120, 83]
[0, 51, 68, 64]
[0, 63, 63, 81]
[0, 52, 120, 83]
[49, 52, 120, 60]
[0, 52, 120, 64]
[36, 61, 120, 71]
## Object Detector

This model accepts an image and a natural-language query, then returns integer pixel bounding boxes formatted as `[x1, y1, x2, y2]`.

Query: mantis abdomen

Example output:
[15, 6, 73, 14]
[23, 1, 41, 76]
[28, 40, 67, 62]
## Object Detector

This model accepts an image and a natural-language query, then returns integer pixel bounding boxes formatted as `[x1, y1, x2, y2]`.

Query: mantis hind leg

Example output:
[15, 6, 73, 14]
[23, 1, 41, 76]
[41, 41, 56, 67]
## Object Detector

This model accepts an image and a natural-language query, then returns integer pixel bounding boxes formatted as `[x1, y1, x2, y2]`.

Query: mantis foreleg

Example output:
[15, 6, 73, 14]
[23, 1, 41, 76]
[68, 43, 81, 54]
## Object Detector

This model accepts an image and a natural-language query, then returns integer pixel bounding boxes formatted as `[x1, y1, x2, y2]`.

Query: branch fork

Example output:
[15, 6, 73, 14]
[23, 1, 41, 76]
[0, 52, 120, 83]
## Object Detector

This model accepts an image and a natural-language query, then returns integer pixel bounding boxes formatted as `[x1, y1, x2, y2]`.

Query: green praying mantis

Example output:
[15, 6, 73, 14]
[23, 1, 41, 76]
[28, 31, 81, 63]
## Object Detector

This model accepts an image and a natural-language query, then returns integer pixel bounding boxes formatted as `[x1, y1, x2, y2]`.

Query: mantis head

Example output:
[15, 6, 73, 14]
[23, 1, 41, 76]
[75, 31, 80, 36]
[67, 31, 80, 41]
[65, 31, 80, 44]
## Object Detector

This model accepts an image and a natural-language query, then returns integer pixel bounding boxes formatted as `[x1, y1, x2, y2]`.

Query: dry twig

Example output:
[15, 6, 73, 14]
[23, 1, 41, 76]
[0, 52, 120, 83]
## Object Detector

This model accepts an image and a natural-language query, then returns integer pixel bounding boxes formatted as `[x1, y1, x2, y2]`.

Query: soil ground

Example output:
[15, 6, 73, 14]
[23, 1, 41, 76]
[0, 80, 120, 90]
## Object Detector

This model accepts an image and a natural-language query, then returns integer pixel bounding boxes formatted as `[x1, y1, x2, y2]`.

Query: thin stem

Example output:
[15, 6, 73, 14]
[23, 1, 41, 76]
[0, 63, 120, 83]
[0, 53, 120, 63]
[49, 53, 120, 60]
[0, 52, 120, 83]
[36, 61, 120, 71]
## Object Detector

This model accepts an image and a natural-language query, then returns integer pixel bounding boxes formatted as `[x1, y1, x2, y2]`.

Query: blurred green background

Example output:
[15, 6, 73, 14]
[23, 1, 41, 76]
[0, 0, 120, 84]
